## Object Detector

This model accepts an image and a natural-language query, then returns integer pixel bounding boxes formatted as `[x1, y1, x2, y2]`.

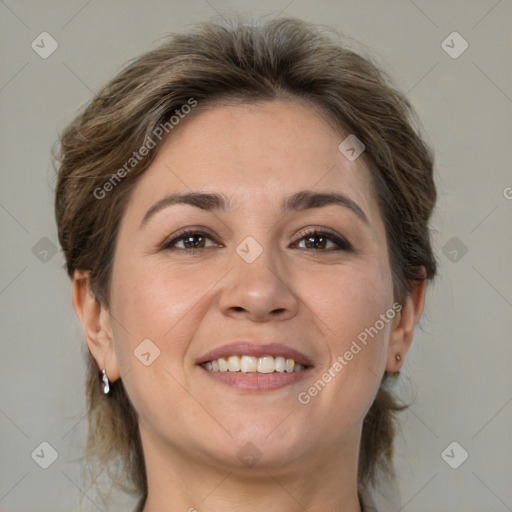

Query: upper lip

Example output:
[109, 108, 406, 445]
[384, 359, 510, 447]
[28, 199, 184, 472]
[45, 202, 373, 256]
[197, 341, 314, 367]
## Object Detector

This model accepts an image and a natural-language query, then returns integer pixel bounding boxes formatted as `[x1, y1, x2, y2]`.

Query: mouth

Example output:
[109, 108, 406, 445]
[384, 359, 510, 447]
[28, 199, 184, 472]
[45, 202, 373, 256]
[197, 342, 314, 391]
[201, 355, 308, 373]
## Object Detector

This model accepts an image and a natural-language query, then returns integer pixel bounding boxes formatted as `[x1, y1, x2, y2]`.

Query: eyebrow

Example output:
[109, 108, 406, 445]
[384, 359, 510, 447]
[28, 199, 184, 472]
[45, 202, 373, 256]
[139, 190, 369, 228]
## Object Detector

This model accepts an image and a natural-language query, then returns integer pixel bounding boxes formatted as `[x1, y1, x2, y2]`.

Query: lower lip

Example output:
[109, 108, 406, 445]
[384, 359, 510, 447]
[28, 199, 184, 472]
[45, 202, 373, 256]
[199, 366, 311, 391]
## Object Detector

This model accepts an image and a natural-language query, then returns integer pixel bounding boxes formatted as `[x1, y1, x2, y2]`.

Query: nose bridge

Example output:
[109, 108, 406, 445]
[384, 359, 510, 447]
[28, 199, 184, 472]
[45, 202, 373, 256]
[234, 232, 286, 295]
[218, 231, 299, 321]
[237, 236, 281, 289]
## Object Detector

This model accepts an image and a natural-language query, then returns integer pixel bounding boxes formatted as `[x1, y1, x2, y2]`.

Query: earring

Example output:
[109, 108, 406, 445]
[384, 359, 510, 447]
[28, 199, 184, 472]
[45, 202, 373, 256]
[391, 354, 402, 378]
[101, 369, 110, 395]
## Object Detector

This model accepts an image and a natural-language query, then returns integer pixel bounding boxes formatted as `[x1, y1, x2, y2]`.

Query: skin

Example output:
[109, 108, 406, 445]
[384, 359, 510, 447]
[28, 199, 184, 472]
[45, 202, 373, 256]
[73, 100, 426, 512]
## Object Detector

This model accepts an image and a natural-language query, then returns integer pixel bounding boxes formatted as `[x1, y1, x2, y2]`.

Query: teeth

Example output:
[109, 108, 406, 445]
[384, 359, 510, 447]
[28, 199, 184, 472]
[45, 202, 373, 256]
[275, 356, 286, 372]
[257, 356, 275, 374]
[203, 355, 307, 373]
[227, 355, 240, 372]
[240, 355, 257, 373]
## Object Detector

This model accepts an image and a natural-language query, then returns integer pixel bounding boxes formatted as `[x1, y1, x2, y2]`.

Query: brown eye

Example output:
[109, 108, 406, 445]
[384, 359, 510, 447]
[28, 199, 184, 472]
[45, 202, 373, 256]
[294, 229, 352, 252]
[161, 230, 220, 252]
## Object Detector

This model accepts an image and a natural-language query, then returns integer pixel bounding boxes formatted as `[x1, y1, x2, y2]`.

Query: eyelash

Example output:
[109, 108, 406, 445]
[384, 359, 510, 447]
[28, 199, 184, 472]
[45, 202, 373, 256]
[160, 228, 353, 254]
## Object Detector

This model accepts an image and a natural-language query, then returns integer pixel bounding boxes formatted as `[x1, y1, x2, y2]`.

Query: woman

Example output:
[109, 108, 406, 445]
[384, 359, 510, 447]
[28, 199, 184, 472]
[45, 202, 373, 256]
[54, 16, 436, 512]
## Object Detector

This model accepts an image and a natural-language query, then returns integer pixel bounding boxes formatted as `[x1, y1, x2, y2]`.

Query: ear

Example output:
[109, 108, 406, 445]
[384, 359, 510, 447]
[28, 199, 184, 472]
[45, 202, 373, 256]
[72, 270, 120, 382]
[386, 272, 427, 372]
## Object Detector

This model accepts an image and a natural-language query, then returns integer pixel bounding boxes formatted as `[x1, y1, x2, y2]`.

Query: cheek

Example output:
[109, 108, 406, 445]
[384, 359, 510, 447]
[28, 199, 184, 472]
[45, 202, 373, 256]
[111, 251, 208, 334]
[108, 256, 220, 376]
[302, 258, 394, 345]
[299, 262, 394, 424]
[107, 258, 210, 425]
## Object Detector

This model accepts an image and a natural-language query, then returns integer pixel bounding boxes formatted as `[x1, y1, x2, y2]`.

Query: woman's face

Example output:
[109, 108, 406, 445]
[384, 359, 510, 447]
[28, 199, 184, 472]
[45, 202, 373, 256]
[103, 100, 403, 472]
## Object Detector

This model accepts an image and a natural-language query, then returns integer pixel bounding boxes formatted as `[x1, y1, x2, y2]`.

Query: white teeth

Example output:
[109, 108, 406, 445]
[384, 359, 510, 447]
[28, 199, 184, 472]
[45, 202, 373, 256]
[275, 356, 286, 372]
[257, 356, 275, 374]
[227, 355, 241, 372]
[285, 358, 295, 373]
[240, 355, 258, 373]
[203, 355, 307, 373]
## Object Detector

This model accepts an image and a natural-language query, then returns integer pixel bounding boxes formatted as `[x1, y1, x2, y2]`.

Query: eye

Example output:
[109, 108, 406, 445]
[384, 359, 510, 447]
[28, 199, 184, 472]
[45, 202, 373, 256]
[160, 227, 352, 253]
[293, 229, 353, 252]
[160, 229, 220, 252]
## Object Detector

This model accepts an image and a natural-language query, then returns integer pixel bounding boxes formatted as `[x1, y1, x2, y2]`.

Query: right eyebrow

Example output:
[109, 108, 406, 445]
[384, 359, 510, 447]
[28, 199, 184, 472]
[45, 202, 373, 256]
[140, 192, 230, 229]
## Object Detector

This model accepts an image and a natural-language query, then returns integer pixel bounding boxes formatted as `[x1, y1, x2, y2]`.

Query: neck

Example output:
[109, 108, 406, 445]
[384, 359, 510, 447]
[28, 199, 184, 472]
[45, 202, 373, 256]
[140, 426, 363, 512]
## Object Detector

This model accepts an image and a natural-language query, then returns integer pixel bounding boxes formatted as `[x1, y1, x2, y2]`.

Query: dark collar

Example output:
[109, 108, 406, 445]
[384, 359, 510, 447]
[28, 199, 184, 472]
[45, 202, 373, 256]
[132, 488, 378, 511]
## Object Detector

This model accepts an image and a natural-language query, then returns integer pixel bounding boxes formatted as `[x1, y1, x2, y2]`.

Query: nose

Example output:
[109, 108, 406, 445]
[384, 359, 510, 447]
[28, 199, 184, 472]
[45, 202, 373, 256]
[218, 244, 299, 323]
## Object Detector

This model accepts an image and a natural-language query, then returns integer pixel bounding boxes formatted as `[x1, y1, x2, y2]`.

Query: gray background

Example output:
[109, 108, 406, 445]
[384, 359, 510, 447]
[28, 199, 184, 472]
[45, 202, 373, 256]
[1, 1, 511, 511]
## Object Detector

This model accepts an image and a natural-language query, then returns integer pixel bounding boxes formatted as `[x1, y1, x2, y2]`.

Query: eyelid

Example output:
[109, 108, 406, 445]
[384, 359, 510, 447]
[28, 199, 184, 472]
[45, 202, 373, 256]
[292, 227, 353, 251]
[160, 226, 353, 253]
[160, 227, 221, 251]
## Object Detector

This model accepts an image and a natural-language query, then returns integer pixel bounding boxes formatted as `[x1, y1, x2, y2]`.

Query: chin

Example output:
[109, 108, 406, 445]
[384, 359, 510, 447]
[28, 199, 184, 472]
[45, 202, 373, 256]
[212, 416, 316, 469]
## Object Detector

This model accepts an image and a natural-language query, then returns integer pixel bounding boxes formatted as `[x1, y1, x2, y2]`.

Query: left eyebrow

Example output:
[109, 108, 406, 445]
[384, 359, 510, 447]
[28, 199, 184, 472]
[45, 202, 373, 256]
[139, 189, 369, 229]
[281, 190, 369, 225]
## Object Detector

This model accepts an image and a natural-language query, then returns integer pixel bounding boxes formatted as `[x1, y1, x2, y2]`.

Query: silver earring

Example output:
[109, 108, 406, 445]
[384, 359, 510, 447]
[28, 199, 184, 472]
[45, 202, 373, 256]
[101, 369, 110, 395]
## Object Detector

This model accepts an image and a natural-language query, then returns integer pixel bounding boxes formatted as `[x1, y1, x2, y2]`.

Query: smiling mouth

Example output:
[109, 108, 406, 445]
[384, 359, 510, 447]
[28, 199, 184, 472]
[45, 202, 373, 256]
[201, 355, 310, 374]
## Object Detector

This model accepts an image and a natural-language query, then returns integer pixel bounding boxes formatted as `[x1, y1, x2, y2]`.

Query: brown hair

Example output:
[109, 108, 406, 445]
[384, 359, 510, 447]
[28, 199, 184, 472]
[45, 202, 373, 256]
[54, 15, 436, 503]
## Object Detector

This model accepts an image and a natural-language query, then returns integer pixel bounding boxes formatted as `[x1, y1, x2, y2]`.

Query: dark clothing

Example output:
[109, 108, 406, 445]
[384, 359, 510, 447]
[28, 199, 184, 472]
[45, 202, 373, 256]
[130, 486, 379, 511]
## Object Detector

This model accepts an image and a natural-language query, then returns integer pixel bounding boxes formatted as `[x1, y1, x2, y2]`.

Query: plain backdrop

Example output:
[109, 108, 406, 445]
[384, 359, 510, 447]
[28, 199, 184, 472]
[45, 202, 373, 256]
[1, 1, 511, 511]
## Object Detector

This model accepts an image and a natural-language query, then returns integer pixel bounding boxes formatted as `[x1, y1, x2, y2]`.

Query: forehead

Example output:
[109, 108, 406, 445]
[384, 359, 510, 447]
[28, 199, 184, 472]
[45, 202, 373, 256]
[124, 100, 380, 225]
